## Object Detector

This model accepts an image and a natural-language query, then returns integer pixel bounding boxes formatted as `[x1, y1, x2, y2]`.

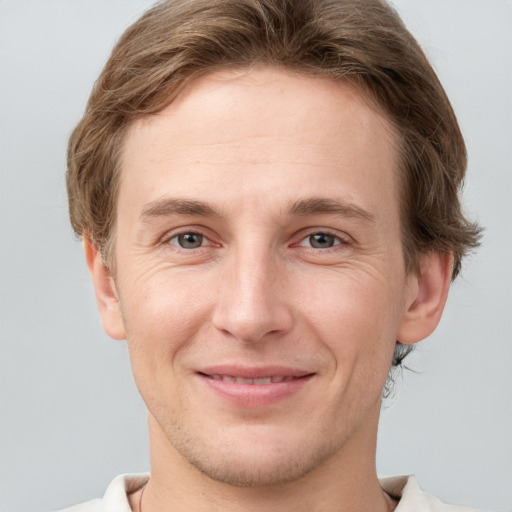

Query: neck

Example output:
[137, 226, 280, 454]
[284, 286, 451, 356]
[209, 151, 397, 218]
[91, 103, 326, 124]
[137, 406, 394, 512]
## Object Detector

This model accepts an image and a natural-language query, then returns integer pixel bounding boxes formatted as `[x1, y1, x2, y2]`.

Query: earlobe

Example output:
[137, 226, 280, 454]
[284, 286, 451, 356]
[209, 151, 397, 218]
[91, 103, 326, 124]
[83, 237, 126, 341]
[397, 252, 452, 345]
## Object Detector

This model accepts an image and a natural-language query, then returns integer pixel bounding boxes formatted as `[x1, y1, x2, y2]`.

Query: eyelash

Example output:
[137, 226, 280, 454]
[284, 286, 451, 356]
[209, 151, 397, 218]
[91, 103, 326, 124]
[162, 228, 350, 252]
[295, 231, 349, 250]
[164, 230, 212, 250]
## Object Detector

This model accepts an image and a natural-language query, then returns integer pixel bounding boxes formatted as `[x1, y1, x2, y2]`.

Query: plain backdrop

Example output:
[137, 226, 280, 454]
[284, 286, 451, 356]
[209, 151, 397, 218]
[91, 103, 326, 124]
[0, 1, 511, 511]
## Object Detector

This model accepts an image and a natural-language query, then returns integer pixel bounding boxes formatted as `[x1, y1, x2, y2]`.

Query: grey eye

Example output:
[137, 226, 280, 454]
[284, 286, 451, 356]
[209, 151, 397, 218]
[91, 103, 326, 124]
[308, 233, 336, 248]
[174, 233, 204, 248]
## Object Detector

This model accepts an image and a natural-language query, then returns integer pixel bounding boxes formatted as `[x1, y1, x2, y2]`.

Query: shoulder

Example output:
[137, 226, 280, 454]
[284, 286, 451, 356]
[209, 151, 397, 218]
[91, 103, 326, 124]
[53, 473, 149, 512]
[54, 499, 101, 512]
[380, 475, 486, 512]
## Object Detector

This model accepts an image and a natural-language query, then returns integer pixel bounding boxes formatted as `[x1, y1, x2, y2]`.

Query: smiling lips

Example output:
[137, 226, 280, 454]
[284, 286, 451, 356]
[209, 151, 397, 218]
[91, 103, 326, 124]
[197, 367, 314, 406]
[207, 374, 297, 384]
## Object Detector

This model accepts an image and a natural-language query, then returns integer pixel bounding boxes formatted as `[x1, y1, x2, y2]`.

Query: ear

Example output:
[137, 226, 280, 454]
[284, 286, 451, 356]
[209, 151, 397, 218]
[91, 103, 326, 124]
[397, 251, 452, 344]
[84, 237, 126, 341]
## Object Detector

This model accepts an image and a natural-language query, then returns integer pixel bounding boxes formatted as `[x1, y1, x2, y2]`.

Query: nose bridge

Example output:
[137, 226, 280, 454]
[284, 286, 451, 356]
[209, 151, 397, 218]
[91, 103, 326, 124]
[212, 239, 292, 342]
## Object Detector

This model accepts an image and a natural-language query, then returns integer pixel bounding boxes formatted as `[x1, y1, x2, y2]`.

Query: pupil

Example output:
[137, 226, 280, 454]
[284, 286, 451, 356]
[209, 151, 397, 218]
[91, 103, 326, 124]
[179, 233, 202, 248]
[310, 233, 334, 248]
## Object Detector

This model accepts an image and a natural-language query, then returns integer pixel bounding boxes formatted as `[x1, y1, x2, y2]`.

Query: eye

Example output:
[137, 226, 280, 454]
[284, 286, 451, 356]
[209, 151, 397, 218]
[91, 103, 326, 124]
[299, 232, 343, 249]
[169, 232, 206, 249]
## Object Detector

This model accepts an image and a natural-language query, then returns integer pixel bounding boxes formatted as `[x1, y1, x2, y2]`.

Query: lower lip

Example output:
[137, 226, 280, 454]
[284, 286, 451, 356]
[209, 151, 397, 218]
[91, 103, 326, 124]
[197, 374, 314, 407]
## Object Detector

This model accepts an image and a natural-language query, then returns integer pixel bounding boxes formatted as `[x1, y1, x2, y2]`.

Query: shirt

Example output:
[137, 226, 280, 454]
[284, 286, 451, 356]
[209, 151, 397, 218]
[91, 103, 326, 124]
[56, 473, 485, 511]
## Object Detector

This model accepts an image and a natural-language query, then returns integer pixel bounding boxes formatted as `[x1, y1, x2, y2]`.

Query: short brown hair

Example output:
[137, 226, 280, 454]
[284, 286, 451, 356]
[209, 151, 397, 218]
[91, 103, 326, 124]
[67, 0, 482, 375]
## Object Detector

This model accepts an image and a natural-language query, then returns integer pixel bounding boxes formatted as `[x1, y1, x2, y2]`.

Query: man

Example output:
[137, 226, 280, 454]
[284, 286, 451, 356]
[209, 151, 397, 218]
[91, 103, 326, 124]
[61, 0, 482, 510]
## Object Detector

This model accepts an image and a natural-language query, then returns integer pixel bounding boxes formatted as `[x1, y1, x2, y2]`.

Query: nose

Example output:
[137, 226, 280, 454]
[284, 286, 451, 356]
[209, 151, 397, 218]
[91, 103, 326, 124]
[212, 248, 293, 343]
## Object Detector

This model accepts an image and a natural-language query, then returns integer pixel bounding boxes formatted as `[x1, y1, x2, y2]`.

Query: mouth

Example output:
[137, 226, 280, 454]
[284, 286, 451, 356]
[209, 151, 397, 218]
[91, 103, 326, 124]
[201, 374, 300, 384]
[196, 366, 314, 406]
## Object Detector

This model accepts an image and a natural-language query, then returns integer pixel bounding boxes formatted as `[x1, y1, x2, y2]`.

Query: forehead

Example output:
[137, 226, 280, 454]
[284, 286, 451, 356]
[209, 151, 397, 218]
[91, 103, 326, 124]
[119, 67, 399, 219]
[124, 67, 396, 151]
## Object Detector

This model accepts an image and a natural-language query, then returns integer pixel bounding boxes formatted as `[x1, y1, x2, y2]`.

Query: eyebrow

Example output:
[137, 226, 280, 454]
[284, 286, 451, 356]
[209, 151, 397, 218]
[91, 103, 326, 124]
[289, 197, 375, 222]
[140, 198, 222, 221]
[140, 196, 374, 223]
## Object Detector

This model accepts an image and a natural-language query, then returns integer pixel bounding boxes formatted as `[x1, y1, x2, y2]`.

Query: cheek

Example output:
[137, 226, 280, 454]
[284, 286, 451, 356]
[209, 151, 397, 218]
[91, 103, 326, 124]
[300, 268, 402, 381]
[120, 268, 213, 377]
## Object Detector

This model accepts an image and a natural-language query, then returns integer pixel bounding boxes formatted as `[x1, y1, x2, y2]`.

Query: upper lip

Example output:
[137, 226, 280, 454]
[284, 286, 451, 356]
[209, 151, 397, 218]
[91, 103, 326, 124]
[197, 365, 314, 379]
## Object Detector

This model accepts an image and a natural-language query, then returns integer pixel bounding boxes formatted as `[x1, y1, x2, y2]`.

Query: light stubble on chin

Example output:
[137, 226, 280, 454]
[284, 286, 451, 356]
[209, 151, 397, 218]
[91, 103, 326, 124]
[159, 415, 343, 488]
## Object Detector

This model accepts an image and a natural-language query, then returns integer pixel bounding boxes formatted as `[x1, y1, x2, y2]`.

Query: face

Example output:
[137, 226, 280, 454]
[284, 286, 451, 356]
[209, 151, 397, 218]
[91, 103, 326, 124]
[95, 67, 428, 486]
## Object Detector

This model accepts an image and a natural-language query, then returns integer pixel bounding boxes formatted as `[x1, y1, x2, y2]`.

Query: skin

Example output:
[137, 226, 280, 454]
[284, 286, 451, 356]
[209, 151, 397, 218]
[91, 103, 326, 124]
[86, 67, 452, 512]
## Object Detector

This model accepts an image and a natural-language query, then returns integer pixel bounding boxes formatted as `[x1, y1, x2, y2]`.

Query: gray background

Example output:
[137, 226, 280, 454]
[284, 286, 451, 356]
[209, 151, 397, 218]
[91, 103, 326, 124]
[0, 1, 510, 511]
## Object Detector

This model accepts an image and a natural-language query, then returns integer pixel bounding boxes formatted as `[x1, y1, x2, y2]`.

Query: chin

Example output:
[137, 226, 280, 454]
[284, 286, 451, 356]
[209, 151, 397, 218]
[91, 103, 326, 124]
[165, 422, 339, 488]
[186, 445, 333, 488]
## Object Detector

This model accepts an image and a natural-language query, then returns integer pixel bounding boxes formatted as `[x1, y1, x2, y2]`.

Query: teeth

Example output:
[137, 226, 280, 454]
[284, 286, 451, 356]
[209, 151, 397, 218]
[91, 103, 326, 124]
[272, 376, 295, 383]
[234, 377, 253, 384]
[209, 375, 297, 384]
[254, 377, 272, 384]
